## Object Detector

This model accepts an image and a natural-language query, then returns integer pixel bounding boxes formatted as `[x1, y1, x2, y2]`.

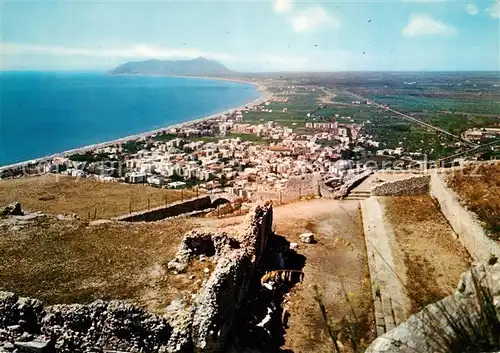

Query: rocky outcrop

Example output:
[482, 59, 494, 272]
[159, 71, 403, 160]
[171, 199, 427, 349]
[366, 262, 500, 353]
[0, 292, 173, 352]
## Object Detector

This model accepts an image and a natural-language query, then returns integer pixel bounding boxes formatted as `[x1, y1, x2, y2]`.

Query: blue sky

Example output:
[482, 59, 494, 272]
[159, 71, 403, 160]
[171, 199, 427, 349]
[1, 0, 499, 71]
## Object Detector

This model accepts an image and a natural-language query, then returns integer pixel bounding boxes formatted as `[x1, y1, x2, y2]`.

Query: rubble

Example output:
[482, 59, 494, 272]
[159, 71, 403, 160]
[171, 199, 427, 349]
[167, 229, 240, 273]
[0, 292, 173, 353]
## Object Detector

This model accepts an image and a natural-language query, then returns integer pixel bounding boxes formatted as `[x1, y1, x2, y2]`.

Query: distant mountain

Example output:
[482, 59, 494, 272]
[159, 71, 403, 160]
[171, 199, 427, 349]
[109, 57, 234, 76]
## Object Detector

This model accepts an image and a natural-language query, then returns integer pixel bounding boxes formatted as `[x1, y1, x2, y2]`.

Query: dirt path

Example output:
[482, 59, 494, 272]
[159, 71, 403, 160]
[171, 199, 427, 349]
[274, 200, 375, 353]
[318, 87, 337, 105]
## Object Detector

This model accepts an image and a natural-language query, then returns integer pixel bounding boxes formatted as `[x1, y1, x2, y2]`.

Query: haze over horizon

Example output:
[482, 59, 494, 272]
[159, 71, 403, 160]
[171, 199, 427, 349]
[1, 0, 499, 72]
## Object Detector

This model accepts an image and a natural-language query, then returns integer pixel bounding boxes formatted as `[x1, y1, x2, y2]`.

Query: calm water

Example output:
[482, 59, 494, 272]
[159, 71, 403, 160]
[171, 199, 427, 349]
[0, 72, 261, 166]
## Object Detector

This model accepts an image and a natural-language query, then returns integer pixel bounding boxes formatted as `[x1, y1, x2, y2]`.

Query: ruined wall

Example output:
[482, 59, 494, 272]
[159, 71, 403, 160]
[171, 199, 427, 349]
[114, 196, 212, 222]
[371, 175, 430, 197]
[430, 173, 500, 262]
[366, 263, 500, 353]
[191, 205, 273, 352]
[253, 173, 323, 204]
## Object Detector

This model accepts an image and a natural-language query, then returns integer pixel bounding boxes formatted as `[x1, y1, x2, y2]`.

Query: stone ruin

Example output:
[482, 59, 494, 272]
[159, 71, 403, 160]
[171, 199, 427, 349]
[0, 293, 172, 353]
[0, 203, 299, 353]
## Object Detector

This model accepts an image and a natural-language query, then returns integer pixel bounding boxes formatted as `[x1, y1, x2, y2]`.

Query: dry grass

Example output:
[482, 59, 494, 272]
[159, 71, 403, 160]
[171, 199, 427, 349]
[0, 216, 201, 313]
[446, 163, 500, 240]
[383, 196, 471, 314]
[0, 175, 196, 219]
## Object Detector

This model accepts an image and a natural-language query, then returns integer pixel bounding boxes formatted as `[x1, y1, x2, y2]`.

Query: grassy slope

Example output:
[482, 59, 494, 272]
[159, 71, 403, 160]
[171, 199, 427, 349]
[0, 175, 196, 219]
[0, 217, 198, 312]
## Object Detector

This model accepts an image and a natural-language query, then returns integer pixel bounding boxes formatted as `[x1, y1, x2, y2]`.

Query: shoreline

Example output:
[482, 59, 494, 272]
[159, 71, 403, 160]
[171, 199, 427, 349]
[0, 76, 272, 172]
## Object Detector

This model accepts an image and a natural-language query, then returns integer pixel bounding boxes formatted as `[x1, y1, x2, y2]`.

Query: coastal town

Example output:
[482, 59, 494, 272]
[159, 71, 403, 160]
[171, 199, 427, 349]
[1, 79, 500, 205]
[0, 87, 391, 202]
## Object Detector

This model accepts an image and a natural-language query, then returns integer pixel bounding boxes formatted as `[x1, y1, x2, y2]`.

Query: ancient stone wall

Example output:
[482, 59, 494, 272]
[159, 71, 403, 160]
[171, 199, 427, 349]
[430, 173, 500, 262]
[114, 196, 212, 222]
[0, 205, 275, 353]
[366, 262, 500, 353]
[371, 175, 430, 197]
[191, 204, 273, 352]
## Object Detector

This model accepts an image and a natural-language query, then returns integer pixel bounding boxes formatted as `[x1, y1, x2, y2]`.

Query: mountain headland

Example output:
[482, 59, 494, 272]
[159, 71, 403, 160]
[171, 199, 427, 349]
[109, 57, 234, 76]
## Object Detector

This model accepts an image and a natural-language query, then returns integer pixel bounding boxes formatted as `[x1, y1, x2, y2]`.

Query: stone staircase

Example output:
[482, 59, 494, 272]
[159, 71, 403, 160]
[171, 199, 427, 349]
[361, 198, 410, 336]
[344, 190, 372, 200]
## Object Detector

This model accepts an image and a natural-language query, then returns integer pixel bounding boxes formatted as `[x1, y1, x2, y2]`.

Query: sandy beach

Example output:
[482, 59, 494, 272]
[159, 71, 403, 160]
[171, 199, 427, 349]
[0, 77, 273, 172]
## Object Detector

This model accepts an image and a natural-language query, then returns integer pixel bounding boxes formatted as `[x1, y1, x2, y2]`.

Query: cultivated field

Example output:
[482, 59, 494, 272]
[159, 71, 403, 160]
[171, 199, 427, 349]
[0, 175, 196, 219]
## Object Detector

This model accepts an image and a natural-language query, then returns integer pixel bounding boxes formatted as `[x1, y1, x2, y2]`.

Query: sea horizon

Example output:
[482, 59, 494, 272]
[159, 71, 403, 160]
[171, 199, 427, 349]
[0, 71, 262, 167]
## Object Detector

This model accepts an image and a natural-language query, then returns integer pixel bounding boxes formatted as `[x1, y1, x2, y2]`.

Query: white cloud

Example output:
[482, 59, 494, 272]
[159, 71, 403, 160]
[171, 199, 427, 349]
[1, 42, 235, 62]
[273, 0, 293, 13]
[486, 0, 500, 17]
[465, 3, 479, 15]
[401, 14, 457, 37]
[291, 6, 340, 33]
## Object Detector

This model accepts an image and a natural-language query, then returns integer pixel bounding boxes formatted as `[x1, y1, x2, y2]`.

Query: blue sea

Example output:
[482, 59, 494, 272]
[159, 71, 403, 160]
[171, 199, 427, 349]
[0, 72, 261, 166]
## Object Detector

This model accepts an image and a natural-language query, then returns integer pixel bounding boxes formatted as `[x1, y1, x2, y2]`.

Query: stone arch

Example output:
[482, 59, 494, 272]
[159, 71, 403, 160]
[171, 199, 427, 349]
[211, 198, 231, 208]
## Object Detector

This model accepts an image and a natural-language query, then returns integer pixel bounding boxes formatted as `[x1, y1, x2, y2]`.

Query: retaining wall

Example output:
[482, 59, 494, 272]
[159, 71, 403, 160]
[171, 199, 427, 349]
[114, 196, 212, 222]
[430, 173, 500, 262]
[371, 175, 430, 197]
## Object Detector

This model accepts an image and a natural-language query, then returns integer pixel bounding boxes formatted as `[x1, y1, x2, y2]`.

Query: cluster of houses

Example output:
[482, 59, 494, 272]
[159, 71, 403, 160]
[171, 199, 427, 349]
[463, 127, 500, 142]
[44, 111, 379, 200]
